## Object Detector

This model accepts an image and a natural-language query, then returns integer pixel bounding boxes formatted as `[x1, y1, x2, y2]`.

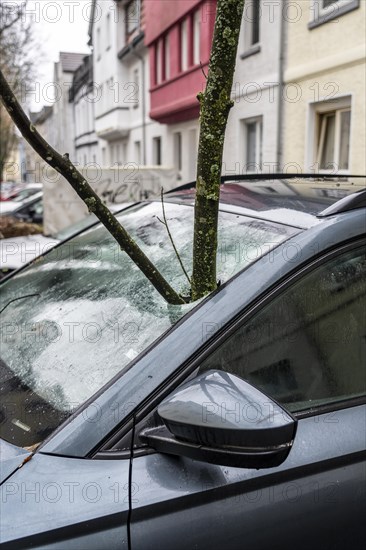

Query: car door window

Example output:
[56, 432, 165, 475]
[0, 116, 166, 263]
[199, 245, 366, 413]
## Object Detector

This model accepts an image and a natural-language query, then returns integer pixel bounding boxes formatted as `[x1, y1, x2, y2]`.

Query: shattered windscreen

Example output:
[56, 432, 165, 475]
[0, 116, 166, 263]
[0, 201, 297, 447]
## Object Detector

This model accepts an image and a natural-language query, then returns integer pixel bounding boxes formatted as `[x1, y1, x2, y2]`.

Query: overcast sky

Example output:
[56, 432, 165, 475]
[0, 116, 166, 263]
[27, 0, 91, 110]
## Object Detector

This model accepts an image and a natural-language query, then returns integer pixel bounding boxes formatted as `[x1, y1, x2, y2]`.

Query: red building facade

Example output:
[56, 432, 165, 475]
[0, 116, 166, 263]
[145, 0, 216, 124]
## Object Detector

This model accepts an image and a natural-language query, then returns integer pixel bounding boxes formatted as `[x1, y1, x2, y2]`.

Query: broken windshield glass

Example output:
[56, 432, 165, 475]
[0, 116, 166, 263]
[0, 201, 297, 447]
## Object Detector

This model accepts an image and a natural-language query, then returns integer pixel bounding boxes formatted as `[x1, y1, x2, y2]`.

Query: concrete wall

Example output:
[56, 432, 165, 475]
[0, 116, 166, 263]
[43, 166, 177, 234]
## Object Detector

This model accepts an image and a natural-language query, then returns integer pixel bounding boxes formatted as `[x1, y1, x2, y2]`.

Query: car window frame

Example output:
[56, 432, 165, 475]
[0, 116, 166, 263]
[189, 237, 366, 420]
[94, 235, 366, 458]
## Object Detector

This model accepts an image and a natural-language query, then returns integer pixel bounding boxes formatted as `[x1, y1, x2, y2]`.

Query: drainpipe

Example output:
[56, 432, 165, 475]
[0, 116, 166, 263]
[131, 46, 147, 166]
[276, 0, 286, 171]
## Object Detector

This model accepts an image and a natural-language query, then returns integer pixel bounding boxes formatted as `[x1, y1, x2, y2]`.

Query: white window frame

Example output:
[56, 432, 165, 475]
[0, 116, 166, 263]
[316, 0, 354, 16]
[180, 19, 188, 72]
[309, 0, 360, 27]
[193, 10, 201, 66]
[242, 116, 263, 172]
[306, 95, 352, 175]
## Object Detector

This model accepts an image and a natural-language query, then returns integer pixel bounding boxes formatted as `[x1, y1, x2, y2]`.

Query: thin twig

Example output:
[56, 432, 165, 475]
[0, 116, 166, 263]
[200, 61, 207, 79]
[160, 189, 191, 285]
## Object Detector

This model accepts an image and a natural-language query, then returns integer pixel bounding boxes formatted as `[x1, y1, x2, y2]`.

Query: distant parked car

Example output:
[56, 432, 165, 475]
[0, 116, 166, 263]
[0, 181, 21, 201]
[0, 202, 132, 277]
[0, 191, 43, 223]
[0, 176, 365, 549]
[0, 183, 42, 202]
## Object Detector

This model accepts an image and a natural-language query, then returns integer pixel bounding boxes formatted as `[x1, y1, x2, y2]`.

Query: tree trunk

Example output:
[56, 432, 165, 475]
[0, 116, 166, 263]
[191, 0, 245, 301]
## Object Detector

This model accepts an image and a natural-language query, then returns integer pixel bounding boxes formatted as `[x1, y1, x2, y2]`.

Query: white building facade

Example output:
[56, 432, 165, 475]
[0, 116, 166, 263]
[51, 52, 86, 162]
[69, 54, 100, 167]
[223, 0, 284, 176]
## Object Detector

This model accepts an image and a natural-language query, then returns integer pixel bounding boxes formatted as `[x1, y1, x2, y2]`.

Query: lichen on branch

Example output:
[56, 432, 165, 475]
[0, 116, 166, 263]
[191, 0, 245, 301]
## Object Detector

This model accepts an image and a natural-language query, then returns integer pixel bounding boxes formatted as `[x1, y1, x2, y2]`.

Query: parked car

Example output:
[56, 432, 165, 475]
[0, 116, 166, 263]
[0, 202, 132, 277]
[0, 176, 365, 549]
[0, 181, 21, 201]
[0, 183, 42, 203]
[0, 191, 43, 223]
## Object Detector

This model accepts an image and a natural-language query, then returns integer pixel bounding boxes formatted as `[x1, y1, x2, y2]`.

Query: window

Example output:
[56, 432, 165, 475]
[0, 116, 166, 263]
[110, 144, 115, 165]
[174, 132, 182, 173]
[153, 137, 162, 166]
[180, 19, 188, 72]
[243, 0, 261, 52]
[96, 27, 101, 61]
[243, 117, 263, 171]
[315, 106, 351, 172]
[188, 128, 198, 180]
[154, 36, 170, 84]
[125, 0, 139, 37]
[134, 140, 141, 164]
[133, 69, 140, 107]
[164, 35, 170, 80]
[106, 13, 111, 50]
[199, 246, 366, 413]
[251, 0, 260, 45]
[155, 40, 163, 85]
[309, 0, 360, 29]
[193, 10, 201, 65]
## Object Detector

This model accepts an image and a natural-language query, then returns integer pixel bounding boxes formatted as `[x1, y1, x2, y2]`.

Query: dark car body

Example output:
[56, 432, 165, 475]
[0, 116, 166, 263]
[0, 177, 365, 549]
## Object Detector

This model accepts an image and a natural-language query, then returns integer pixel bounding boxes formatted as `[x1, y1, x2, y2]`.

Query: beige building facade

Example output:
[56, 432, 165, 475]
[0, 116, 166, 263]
[283, 0, 365, 178]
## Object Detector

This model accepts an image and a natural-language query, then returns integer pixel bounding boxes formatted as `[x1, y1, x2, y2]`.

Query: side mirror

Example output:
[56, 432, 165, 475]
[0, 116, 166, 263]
[140, 370, 296, 469]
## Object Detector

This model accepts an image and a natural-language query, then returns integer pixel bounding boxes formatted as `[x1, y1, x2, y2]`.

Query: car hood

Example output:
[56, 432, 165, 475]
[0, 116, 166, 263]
[0, 438, 31, 485]
[0, 234, 59, 271]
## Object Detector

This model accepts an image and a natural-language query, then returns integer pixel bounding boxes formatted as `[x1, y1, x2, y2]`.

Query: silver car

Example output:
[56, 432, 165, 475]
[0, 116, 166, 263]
[0, 176, 365, 549]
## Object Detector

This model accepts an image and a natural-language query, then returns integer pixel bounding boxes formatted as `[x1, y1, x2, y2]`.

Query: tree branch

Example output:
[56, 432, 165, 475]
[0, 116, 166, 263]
[159, 188, 191, 286]
[0, 68, 186, 305]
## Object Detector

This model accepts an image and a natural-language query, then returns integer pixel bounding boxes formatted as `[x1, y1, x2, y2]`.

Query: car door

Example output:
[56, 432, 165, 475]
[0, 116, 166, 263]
[129, 241, 366, 550]
[0, 451, 132, 549]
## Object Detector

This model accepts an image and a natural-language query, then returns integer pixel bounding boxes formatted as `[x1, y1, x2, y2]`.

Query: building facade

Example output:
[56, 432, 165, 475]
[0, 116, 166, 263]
[69, 54, 100, 167]
[51, 52, 87, 161]
[283, 0, 366, 176]
[223, 0, 284, 175]
[90, 0, 151, 168]
[145, 0, 216, 182]
[26, 0, 366, 185]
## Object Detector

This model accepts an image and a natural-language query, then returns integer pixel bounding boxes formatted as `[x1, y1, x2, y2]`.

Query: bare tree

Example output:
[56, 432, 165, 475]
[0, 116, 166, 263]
[0, 0, 36, 181]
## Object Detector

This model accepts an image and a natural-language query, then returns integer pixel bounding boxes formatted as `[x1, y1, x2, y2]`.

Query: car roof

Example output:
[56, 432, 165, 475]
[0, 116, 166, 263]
[11, 191, 43, 212]
[164, 176, 366, 229]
